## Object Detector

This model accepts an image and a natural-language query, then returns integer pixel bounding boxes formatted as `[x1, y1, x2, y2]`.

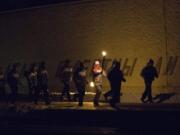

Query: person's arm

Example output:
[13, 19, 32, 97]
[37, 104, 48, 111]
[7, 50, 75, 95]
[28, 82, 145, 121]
[102, 70, 107, 77]
[121, 72, 126, 82]
[122, 77, 126, 82]
[155, 68, 158, 78]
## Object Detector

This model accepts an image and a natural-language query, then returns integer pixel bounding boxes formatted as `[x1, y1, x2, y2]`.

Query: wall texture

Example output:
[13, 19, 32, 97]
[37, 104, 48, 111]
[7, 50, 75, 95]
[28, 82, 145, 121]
[0, 0, 180, 102]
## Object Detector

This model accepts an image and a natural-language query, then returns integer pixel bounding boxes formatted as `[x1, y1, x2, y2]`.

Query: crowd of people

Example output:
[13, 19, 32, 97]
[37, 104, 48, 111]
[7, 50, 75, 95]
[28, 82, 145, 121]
[0, 62, 50, 105]
[0, 59, 158, 107]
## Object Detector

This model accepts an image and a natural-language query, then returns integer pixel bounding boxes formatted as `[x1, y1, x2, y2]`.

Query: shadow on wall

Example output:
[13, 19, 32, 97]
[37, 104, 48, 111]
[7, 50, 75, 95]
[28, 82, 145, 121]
[153, 92, 176, 103]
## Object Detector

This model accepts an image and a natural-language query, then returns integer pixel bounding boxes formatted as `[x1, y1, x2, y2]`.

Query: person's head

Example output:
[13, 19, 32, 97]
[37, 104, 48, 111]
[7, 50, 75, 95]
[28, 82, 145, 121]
[74, 60, 80, 68]
[114, 61, 120, 69]
[147, 59, 154, 66]
[39, 61, 46, 71]
[79, 61, 84, 69]
[30, 63, 38, 72]
[93, 60, 101, 67]
[112, 59, 118, 68]
[112, 59, 120, 69]
[12, 63, 20, 71]
[64, 59, 70, 66]
[92, 60, 102, 74]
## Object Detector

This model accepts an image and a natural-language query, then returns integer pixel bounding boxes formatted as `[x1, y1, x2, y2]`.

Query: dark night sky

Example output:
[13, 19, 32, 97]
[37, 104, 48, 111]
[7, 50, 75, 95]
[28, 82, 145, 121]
[0, 0, 82, 12]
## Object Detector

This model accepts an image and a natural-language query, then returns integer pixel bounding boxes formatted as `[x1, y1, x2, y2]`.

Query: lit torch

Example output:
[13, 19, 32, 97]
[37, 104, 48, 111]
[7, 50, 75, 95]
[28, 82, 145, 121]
[101, 51, 107, 69]
[102, 51, 107, 57]
[89, 81, 95, 88]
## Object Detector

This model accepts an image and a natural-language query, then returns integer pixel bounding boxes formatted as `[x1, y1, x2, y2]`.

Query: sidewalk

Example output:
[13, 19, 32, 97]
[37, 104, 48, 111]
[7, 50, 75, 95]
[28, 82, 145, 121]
[0, 101, 180, 134]
[1, 101, 180, 113]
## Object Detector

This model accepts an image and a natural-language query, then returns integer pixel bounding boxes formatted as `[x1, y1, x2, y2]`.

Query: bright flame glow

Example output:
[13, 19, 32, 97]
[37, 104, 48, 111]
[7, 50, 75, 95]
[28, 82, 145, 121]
[102, 51, 107, 57]
[90, 81, 95, 88]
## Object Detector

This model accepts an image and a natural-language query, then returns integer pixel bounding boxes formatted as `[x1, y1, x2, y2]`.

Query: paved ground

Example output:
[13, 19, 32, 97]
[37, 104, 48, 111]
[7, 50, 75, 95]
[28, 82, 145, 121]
[1, 101, 180, 112]
[0, 102, 180, 135]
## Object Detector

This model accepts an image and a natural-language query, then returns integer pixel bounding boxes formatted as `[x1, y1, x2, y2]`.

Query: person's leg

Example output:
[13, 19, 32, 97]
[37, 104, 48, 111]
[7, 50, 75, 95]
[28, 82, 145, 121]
[114, 90, 120, 103]
[60, 82, 66, 100]
[43, 85, 50, 105]
[73, 93, 78, 101]
[147, 82, 153, 103]
[34, 86, 40, 104]
[78, 85, 85, 106]
[93, 85, 102, 106]
[78, 91, 83, 106]
[104, 90, 112, 101]
[110, 85, 118, 107]
[66, 83, 71, 101]
[29, 86, 34, 102]
[28, 83, 33, 101]
[104, 83, 113, 101]
[11, 85, 18, 104]
[141, 82, 148, 103]
[73, 83, 79, 101]
[32, 86, 37, 102]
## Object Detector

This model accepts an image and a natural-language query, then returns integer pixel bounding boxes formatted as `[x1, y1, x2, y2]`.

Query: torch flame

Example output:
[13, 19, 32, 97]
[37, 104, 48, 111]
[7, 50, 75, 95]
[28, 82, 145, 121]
[90, 81, 95, 88]
[102, 51, 107, 57]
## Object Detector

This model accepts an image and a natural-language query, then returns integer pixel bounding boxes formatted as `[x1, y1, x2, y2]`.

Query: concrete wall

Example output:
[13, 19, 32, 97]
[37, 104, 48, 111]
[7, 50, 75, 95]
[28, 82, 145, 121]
[0, 0, 180, 102]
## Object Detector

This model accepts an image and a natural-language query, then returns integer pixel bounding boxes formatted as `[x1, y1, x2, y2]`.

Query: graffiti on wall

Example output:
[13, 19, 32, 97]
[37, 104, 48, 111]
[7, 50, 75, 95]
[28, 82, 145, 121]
[55, 56, 179, 77]
[2, 56, 178, 79]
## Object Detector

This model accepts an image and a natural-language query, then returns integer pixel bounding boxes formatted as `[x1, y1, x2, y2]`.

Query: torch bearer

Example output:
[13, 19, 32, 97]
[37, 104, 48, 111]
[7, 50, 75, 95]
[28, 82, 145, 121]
[89, 51, 107, 88]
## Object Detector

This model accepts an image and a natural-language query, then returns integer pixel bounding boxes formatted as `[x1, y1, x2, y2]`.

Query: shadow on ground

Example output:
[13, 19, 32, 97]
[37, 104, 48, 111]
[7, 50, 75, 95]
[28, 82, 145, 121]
[153, 92, 176, 103]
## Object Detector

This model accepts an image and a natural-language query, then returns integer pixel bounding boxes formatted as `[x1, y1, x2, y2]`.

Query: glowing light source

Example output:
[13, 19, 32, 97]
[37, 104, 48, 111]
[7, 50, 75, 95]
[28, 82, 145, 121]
[90, 81, 95, 88]
[102, 51, 107, 57]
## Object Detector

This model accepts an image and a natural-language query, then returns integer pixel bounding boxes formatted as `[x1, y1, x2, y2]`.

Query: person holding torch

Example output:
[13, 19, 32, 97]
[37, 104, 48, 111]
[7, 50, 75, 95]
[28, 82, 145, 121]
[92, 51, 107, 106]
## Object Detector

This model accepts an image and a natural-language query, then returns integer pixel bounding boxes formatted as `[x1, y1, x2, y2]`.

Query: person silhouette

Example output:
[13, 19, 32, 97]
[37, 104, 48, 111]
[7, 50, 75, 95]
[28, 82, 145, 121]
[107, 60, 126, 107]
[104, 60, 119, 101]
[35, 62, 50, 105]
[60, 60, 73, 101]
[72, 61, 81, 101]
[73, 61, 88, 106]
[28, 63, 38, 102]
[92, 60, 106, 106]
[24, 63, 37, 101]
[7, 63, 20, 104]
[141, 59, 158, 103]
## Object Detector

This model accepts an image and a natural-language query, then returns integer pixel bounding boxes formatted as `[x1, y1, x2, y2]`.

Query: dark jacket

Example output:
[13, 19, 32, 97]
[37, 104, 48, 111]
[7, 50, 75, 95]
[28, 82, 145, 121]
[108, 68, 125, 86]
[141, 66, 158, 83]
[74, 67, 87, 85]
[7, 70, 19, 86]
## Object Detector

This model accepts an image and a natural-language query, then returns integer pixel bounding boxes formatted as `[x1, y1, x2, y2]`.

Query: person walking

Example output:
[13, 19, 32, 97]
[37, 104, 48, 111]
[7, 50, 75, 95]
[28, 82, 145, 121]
[141, 59, 158, 103]
[7, 63, 20, 104]
[92, 60, 106, 106]
[35, 62, 50, 105]
[107, 60, 126, 107]
[28, 63, 38, 102]
[60, 60, 73, 101]
[73, 61, 88, 106]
